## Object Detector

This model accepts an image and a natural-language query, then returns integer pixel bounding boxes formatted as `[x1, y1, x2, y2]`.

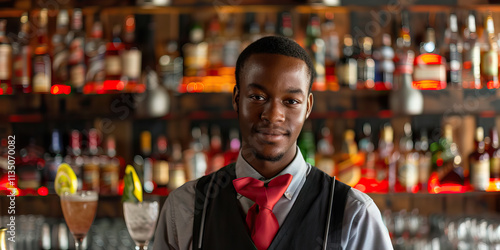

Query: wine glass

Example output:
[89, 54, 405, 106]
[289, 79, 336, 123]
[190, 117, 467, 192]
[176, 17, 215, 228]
[123, 200, 159, 250]
[60, 190, 98, 250]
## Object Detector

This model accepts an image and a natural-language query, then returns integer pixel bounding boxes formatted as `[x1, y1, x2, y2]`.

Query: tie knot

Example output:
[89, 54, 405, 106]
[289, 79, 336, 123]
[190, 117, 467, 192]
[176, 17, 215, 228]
[233, 174, 292, 211]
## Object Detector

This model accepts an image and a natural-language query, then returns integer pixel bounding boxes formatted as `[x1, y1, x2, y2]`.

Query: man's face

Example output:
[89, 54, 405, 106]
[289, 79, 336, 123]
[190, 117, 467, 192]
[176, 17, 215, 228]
[233, 53, 313, 165]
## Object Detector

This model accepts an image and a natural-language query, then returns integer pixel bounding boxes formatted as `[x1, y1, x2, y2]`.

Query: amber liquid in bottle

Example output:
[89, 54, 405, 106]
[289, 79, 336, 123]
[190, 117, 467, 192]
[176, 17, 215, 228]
[469, 127, 490, 191]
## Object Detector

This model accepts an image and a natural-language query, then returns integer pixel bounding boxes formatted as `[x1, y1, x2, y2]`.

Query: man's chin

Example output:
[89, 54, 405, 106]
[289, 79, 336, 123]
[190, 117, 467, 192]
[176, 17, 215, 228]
[255, 152, 285, 162]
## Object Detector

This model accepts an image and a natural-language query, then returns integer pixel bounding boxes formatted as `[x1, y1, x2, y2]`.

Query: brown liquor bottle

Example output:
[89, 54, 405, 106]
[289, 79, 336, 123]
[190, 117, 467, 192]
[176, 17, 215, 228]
[469, 127, 490, 191]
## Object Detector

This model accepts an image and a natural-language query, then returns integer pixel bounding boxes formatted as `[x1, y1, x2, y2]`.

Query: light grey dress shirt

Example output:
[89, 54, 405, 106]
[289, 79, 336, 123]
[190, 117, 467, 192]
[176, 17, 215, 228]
[153, 148, 394, 250]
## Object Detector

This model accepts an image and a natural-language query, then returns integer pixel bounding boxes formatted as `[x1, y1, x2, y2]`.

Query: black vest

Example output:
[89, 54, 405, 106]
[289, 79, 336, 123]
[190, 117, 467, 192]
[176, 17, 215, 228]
[193, 164, 351, 250]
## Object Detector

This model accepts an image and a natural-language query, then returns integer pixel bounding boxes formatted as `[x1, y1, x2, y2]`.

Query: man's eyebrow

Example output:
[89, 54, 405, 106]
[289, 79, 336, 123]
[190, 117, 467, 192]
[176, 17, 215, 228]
[248, 83, 304, 95]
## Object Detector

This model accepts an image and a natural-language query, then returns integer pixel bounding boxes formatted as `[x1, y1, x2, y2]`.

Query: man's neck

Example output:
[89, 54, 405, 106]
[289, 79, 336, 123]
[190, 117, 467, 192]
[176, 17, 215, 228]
[242, 148, 297, 179]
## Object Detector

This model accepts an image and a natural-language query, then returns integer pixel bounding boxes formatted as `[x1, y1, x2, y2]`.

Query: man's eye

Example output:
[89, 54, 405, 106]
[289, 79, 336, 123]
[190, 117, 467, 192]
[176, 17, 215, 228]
[285, 99, 300, 105]
[250, 95, 265, 101]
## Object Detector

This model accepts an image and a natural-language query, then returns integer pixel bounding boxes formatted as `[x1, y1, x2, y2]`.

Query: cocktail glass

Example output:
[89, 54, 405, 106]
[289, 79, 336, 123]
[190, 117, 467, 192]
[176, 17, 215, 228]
[123, 200, 159, 250]
[60, 190, 98, 250]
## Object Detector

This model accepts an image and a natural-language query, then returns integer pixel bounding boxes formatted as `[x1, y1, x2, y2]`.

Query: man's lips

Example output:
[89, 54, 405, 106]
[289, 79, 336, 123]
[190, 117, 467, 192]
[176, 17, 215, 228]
[254, 127, 289, 142]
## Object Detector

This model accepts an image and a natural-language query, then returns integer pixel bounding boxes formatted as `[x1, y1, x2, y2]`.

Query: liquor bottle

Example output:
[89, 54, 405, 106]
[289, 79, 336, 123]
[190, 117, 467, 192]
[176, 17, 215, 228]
[186, 127, 207, 180]
[85, 19, 106, 94]
[52, 10, 69, 88]
[462, 12, 481, 89]
[134, 131, 154, 193]
[122, 15, 142, 92]
[278, 12, 293, 39]
[305, 14, 326, 91]
[391, 10, 423, 115]
[335, 129, 362, 187]
[0, 20, 12, 95]
[488, 128, 500, 180]
[222, 15, 241, 70]
[263, 14, 276, 37]
[373, 34, 395, 91]
[82, 129, 100, 192]
[104, 25, 124, 91]
[337, 34, 357, 90]
[168, 141, 186, 190]
[443, 13, 462, 87]
[315, 126, 335, 176]
[159, 40, 183, 92]
[32, 9, 51, 93]
[240, 13, 261, 51]
[64, 130, 84, 190]
[396, 123, 419, 193]
[152, 135, 170, 195]
[183, 22, 208, 77]
[321, 12, 340, 91]
[469, 126, 490, 191]
[414, 129, 431, 192]
[206, 17, 223, 76]
[298, 123, 316, 166]
[17, 138, 45, 192]
[224, 128, 241, 166]
[413, 25, 447, 90]
[375, 124, 399, 193]
[356, 123, 378, 192]
[480, 14, 499, 89]
[66, 9, 86, 92]
[430, 124, 464, 187]
[205, 125, 224, 175]
[99, 135, 120, 195]
[356, 37, 376, 90]
[12, 12, 31, 93]
[44, 130, 64, 194]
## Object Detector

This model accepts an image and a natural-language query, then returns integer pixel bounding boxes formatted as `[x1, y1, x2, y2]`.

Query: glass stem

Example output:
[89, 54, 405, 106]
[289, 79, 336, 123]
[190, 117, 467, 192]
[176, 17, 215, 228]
[135, 244, 148, 250]
[75, 238, 84, 250]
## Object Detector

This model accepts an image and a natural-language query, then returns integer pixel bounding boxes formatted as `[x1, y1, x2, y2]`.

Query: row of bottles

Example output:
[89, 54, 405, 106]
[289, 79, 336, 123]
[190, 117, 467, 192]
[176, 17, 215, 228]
[4, 9, 500, 95]
[299, 122, 500, 193]
[0, 10, 151, 95]
[0, 125, 242, 196]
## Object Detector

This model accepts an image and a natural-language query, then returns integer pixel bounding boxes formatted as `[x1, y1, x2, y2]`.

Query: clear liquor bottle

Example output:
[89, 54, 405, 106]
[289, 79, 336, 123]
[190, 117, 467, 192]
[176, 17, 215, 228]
[443, 13, 462, 87]
[12, 12, 31, 93]
[462, 12, 482, 89]
[32, 9, 51, 93]
[66, 9, 86, 92]
[305, 14, 326, 91]
[480, 14, 499, 89]
[0, 19, 12, 95]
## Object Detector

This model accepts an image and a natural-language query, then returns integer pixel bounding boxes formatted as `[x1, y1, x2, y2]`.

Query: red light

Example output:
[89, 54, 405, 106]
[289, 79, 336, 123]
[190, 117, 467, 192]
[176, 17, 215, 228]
[37, 186, 49, 196]
[412, 80, 446, 90]
[487, 80, 500, 89]
[50, 85, 71, 95]
[416, 54, 443, 65]
[103, 80, 125, 91]
[436, 158, 443, 167]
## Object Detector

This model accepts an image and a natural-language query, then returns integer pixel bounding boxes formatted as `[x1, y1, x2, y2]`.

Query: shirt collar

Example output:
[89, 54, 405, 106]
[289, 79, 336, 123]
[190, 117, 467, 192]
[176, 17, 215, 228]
[235, 147, 309, 201]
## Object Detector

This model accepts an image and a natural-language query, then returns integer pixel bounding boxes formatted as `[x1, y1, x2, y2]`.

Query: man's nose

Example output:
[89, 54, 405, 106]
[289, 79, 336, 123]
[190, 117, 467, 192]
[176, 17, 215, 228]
[261, 100, 285, 123]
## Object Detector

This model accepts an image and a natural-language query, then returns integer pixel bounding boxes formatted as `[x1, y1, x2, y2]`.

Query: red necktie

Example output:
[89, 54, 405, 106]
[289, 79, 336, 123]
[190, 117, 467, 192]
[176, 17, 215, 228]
[232, 174, 293, 250]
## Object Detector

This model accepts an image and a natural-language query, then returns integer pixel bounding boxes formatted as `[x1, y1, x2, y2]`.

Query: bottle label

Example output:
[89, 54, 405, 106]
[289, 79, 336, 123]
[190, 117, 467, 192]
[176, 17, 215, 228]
[471, 159, 490, 190]
[153, 160, 170, 185]
[53, 49, 68, 83]
[491, 157, 500, 178]
[398, 155, 419, 189]
[13, 46, 30, 87]
[122, 49, 142, 78]
[169, 168, 186, 190]
[0, 44, 11, 80]
[101, 164, 119, 194]
[83, 164, 100, 191]
[32, 56, 51, 92]
[471, 45, 481, 79]
[106, 55, 122, 75]
[481, 50, 498, 76]
[70, 64, 85, 88]
[339, 58, 357, 87]
[418, 154, 431, 184]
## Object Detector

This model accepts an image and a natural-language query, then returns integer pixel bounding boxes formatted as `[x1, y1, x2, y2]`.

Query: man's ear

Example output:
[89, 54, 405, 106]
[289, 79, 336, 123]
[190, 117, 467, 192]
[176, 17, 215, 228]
[232, 85, 240, 113]
[305, 92, 313, 119]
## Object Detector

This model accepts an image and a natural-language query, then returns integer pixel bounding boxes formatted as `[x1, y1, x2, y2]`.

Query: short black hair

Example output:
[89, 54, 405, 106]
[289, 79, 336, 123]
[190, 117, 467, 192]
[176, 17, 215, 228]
[235, 36, 316, 91]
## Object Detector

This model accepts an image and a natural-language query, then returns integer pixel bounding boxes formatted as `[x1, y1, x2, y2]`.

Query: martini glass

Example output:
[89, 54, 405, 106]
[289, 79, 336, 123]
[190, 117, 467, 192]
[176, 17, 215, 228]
[123, 200, 159, 250]
[60, 190, 98, 250]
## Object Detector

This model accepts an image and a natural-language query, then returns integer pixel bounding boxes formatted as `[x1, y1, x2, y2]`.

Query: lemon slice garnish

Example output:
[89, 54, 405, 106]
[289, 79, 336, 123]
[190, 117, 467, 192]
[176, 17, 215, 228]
[122, 165, 143, 203]
[54, 163, 78, 196]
